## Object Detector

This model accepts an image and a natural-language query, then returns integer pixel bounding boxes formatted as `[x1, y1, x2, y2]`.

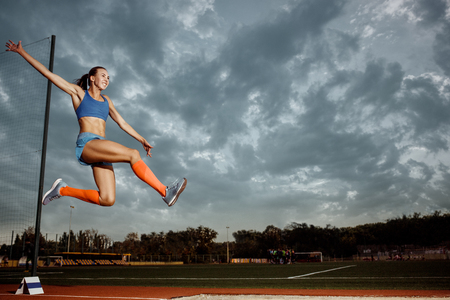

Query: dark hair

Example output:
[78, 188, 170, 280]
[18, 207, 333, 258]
[75, 66, 107, 90]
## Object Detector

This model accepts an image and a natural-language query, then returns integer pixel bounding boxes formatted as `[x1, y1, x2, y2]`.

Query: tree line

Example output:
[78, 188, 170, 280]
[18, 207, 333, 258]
[1, 211, 449, 260]
[232, 211, 450, 258]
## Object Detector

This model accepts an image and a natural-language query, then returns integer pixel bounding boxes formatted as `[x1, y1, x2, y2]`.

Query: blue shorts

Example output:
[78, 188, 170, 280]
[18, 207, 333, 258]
[75, 132, 113, 167]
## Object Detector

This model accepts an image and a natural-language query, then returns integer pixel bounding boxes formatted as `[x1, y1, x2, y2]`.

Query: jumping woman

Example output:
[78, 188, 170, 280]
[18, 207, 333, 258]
[6, 40, 186, 207]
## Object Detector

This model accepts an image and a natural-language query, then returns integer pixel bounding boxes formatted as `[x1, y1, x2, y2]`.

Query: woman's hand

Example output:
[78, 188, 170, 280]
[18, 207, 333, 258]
[142, 139, 153, 157]
[5, 40, 22, 53]
[5, 39, 79, 97]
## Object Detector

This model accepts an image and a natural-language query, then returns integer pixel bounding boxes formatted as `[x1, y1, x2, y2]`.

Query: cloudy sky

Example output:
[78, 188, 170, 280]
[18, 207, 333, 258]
[1, 0, 450, 243]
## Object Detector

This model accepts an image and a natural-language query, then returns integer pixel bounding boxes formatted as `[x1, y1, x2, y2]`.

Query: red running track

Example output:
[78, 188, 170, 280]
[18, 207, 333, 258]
[1, 284, 450, 299]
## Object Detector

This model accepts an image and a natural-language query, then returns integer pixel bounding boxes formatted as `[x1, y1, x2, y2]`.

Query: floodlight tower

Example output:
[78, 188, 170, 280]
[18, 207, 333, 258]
[226, 226, 230, 263]
[67, 206, 74, 252]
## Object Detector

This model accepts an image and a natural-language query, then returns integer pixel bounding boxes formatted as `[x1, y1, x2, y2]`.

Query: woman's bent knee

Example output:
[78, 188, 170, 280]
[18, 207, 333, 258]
[129, 148, 141, 164]
[99, 195, 115, 206]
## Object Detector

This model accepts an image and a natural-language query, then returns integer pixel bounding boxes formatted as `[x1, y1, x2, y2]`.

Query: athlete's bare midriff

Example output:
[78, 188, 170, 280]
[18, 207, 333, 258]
[78, 117, 106, 137]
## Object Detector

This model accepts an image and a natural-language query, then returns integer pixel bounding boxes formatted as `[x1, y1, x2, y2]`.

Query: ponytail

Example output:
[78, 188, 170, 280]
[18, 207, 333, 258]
[75, 74, 89, 90]
[74, 66, 107, 90]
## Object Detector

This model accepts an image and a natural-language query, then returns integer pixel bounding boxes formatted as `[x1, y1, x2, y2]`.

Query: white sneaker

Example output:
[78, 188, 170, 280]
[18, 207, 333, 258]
[42, 178, 67, 205]
[162, 178, 187, 206]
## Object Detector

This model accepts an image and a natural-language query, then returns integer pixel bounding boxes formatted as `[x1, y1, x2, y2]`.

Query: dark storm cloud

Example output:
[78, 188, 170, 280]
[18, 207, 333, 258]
[402, 75, 450, 144]
[219, 0, 347, 122]
[413, 0, 450, 78]
[344, 60, 404, 109]
[433, 22, 450, 77]
[170, 0, 349, 151]
[412, 0, 448, 27]
[254, 38, 450, 219]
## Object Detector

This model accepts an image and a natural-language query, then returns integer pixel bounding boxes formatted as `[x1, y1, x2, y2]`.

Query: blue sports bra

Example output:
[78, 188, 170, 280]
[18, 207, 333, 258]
[76, 91, 109, 121]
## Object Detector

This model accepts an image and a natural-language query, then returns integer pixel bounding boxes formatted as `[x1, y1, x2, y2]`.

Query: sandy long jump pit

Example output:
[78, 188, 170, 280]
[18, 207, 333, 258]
[176, 289, 450, 300]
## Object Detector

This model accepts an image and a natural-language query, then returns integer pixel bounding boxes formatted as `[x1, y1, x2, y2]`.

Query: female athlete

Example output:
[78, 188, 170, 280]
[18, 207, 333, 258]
[6, 40, 186, 207]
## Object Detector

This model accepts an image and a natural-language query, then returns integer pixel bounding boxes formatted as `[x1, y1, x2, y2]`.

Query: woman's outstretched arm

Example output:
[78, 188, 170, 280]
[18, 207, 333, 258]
[6, 40, 80, 97]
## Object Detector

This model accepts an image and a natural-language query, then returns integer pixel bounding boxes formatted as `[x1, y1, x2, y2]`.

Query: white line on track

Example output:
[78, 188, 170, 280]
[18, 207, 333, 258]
[287, 265, 356, 279]
[0, 294, 166, 300]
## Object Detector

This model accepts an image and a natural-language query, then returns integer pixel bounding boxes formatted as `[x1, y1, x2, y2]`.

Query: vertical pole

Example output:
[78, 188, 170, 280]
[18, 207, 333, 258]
[68, 206, 74, 252]
[32, 35, 56, 276]
[9, 231, 14, 262]
[22, 234, 26, 257]
[226, 226, 229, 264]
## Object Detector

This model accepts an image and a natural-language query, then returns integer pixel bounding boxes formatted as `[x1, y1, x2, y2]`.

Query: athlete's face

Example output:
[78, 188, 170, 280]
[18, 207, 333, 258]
[91, 69, 109, 90]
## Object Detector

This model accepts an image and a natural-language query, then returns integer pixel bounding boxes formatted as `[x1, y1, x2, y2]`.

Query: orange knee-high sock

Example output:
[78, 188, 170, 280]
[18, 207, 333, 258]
[131, 159, 166, 197]
[60, 186, 101, 205]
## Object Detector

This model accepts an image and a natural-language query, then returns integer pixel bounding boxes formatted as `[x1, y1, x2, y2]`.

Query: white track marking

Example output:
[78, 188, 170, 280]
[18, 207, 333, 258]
[288, 265, 356, 279]
[0, 294, 165, 299]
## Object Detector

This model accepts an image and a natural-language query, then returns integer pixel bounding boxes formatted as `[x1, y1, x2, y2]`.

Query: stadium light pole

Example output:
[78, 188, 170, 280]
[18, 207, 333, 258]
[226, 226, 229, 264]
[67, 206, 74, 252]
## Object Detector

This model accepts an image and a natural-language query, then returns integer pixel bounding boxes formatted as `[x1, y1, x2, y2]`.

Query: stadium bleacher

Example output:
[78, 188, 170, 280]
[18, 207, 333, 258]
[54, 257, 129, 266]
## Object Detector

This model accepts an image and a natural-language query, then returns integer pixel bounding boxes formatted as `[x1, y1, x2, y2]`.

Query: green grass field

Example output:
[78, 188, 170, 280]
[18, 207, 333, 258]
[1, 261, 449, 290]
